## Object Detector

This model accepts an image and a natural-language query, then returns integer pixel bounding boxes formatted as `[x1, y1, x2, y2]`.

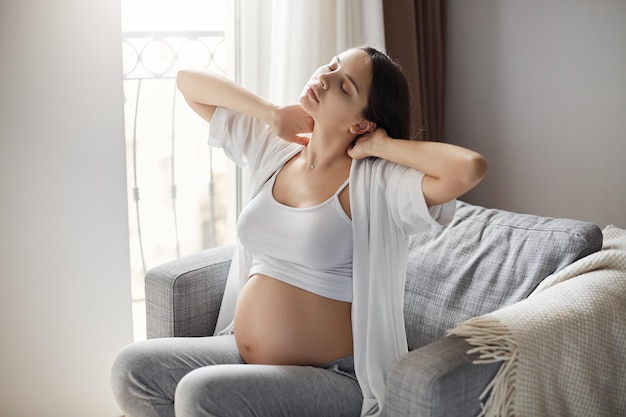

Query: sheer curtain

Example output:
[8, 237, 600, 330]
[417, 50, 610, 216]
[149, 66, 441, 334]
[239, 0, 385, 105]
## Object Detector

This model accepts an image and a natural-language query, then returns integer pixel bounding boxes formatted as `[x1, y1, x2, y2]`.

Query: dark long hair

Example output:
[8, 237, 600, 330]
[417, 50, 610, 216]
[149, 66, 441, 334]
[360, 47, 412, 140]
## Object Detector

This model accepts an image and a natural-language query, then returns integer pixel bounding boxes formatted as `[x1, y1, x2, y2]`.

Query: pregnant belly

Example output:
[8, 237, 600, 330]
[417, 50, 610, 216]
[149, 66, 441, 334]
[233, 274, 353, 366]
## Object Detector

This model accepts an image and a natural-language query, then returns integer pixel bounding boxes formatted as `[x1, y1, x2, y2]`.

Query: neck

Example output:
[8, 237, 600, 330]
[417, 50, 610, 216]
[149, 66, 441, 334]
[302, 124, 354, 170]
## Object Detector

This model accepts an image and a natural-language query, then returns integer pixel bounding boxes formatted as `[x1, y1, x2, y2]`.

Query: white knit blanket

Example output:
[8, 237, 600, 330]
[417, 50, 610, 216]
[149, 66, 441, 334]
[448, 225, 626, 417]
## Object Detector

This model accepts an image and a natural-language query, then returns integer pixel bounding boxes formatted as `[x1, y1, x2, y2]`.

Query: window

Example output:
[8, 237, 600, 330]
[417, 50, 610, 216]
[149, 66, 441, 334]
[121, 0, 238, 340]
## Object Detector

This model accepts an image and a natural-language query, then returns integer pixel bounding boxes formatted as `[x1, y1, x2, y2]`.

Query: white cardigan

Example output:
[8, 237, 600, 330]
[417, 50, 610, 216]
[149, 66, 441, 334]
[209, 107, 455, 416]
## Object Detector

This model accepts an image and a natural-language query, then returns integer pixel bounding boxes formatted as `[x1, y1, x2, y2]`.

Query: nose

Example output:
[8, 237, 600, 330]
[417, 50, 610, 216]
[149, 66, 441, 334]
[318, 72, 330, 89]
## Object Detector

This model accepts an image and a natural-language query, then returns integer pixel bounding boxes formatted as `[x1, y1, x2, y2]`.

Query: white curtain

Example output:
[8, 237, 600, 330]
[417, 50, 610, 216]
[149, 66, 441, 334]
[238, 0, 385, 105]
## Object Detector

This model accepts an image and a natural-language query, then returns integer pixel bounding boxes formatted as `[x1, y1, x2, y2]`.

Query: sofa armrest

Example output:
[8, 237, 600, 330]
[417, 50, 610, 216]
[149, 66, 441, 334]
[383, 335, 500, 417]
[145, 245, 234, 338]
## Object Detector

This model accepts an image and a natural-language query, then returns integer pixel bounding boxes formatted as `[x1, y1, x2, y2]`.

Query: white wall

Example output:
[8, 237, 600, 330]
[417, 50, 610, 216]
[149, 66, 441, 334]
[445, 0, 626, 227]
[0, 1, 133, 416]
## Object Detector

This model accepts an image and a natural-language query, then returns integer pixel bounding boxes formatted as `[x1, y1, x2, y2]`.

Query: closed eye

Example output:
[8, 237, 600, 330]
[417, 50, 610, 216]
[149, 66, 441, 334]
[326, 62, 349, 95]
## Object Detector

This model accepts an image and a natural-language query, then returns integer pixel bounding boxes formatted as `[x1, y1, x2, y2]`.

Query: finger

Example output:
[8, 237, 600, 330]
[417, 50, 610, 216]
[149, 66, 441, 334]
[295, 120, 314, 134]
[290, 135, 310, 146]
[304, 118, 314, 132]
[347, 144, 358, 159]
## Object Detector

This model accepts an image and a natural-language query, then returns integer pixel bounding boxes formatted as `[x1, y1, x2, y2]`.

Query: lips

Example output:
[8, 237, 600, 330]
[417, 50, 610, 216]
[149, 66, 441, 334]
[306, 85, 319, 103]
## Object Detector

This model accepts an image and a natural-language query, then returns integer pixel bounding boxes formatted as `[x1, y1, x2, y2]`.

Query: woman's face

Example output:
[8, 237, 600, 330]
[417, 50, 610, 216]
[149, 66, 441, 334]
[299, 49, 372, 132]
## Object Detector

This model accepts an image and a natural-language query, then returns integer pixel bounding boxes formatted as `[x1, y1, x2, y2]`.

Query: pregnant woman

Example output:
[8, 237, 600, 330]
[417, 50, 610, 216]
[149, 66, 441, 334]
[111, 46, 486, 417]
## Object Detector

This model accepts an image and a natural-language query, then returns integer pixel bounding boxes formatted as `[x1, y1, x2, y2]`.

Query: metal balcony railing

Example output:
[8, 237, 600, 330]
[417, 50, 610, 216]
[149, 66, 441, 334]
[122, 31, 227, 276]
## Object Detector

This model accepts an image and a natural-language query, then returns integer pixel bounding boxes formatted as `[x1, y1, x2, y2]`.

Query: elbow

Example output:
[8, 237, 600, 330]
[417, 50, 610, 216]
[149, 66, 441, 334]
[176, 70, 203, 106]
[176, 70, 190, 94]
[462, 152, 488, 189]
[471, 153, 488, 183]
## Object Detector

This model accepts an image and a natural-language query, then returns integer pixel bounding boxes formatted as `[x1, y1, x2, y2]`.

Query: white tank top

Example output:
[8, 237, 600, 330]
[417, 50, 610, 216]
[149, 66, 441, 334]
[237, 168, 353, 302]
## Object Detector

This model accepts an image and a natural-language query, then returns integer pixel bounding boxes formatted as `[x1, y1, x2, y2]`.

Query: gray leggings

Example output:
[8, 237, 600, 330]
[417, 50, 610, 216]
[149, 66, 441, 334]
[111, 335, 363, 417]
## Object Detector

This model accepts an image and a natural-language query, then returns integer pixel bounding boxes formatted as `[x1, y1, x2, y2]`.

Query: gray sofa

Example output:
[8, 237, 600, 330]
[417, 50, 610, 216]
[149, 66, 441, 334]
[145, 201, 602, 417]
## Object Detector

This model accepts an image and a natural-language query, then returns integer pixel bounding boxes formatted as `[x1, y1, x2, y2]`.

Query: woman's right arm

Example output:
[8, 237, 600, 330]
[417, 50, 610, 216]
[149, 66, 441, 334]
[177, 70, 313, 144]
[176, 70, 276, 126]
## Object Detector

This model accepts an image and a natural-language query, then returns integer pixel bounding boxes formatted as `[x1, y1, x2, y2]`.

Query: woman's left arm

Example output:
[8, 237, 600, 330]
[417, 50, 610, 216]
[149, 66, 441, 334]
[348, 128, 487, 206]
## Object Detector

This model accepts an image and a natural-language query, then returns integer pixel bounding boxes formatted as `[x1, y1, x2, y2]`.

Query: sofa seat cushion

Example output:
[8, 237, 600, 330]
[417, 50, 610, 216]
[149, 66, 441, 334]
[403, 201, 603, 350]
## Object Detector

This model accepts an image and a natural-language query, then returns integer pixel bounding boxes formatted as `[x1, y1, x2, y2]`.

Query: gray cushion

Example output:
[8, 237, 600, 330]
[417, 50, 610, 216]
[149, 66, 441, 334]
[146, 245, 233, 338]
[403, 201, 603, 350]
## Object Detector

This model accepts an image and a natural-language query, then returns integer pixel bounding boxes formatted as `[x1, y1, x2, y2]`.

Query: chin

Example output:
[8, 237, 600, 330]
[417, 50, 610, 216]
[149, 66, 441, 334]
[299, 95, 315, 116]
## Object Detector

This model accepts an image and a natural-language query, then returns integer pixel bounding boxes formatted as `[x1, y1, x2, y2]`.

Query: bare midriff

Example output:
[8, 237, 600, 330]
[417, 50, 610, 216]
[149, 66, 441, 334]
[233, 274, 353, 366]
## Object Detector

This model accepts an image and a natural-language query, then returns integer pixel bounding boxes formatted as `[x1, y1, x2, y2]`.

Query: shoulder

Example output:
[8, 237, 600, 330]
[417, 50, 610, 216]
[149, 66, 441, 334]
[352, 158, 455, 231]
[352, 157, 421, 186]
[210, 106, 270, 137]
[209, 107, 299, 170]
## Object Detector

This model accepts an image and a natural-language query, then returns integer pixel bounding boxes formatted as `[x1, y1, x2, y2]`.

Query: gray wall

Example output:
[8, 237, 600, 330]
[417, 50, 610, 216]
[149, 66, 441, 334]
[445, 0, 626, 227]
[0, 0, 133, 415]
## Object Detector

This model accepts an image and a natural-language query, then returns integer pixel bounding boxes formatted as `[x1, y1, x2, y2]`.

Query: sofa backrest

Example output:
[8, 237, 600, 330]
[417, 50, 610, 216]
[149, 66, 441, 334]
[403, 201, 603, 351]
